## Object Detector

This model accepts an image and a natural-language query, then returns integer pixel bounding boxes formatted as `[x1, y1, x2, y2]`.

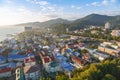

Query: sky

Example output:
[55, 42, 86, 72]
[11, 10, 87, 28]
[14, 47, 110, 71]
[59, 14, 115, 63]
[0, 0, 120, 26]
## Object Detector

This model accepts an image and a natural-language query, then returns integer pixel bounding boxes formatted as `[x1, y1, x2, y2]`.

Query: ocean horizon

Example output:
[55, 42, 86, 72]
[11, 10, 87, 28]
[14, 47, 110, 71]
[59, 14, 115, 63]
[0, 27, 24, 41]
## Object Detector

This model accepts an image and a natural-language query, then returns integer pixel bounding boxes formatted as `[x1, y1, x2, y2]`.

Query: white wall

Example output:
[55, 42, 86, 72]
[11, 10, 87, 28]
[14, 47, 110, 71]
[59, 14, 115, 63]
[0, 72, 11, 78]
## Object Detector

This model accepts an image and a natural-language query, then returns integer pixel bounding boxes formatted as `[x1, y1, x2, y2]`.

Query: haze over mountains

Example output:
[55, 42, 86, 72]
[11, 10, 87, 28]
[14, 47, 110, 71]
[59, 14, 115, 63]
[11, 14, 120, 30]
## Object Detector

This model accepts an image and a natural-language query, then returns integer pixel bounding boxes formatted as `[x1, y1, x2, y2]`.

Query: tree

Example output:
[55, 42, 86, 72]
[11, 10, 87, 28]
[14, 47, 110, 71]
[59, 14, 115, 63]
[71, 58, 120, 80]
[55, 73, 68, 80]
[81, 49, 88, 54]
[102, 74, 116, 80]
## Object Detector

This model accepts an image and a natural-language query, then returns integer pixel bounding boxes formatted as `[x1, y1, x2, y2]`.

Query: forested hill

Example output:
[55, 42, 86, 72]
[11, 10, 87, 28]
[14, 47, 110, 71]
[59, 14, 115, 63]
[13, 14, 120, 31]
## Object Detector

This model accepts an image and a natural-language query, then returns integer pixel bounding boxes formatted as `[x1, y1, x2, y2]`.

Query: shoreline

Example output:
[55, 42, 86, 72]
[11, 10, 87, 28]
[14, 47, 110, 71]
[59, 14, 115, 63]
[0, 27, 24, 42]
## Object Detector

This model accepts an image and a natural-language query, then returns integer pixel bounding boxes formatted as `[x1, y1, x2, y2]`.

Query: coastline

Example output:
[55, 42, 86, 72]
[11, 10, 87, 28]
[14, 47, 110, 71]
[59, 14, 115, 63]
[0, 27, 24, 42]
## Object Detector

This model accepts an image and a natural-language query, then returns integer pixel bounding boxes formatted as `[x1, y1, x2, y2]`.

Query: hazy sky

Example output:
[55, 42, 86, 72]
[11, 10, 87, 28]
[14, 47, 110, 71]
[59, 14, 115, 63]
[0, 0, 120, 26]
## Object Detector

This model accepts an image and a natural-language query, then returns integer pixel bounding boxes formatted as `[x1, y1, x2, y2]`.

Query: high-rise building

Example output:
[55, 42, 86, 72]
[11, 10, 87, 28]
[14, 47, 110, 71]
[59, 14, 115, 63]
[66, 28, 69, 33]
[105, 22, 111, 30]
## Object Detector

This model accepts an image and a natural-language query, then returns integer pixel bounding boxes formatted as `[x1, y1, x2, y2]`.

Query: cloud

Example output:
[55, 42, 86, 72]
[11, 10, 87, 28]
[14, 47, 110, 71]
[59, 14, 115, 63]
[111, 0, 116, 3]
[91, 2, 100, 6]
[26, 0, 62, 12]
[0, 6, 51, 25]
[71, 5, 82, 9]
[71, 5, 75, 8]
[35, 1, 48, 5]
[26, 0, 49, 5]
[0, 0, 119, 26]
[102, 0, 108, 6]
[86, 0, 117, 7]
[86, 2, 100, 6]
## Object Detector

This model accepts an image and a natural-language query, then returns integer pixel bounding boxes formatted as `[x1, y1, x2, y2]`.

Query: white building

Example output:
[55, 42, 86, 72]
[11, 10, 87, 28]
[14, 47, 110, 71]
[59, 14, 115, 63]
[111, 30, 120, 37]
[16, 68, 24, 80]
[92, 49, 108, 61]
[66, 28, 69, 33]
[105, 22, 111, 30]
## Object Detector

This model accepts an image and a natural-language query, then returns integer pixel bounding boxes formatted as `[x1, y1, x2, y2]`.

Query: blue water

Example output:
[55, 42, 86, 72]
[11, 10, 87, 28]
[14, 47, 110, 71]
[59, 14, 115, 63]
[0, 27, 24, 41]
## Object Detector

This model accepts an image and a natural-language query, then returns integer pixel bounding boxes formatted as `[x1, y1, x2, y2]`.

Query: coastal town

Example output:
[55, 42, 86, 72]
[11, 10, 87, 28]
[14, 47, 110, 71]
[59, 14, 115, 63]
[0, 21, 120, 80]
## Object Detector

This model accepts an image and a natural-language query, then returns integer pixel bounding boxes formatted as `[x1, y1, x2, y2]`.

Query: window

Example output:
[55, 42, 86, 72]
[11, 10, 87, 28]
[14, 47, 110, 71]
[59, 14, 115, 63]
[17, 74, 19, 77]
[18, 69, 20, 72]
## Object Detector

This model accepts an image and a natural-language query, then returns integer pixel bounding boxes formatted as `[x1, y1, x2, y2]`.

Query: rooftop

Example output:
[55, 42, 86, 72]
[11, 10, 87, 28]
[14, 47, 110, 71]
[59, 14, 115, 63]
[60, 61, 74, 72]
[24, 65, 40, 74]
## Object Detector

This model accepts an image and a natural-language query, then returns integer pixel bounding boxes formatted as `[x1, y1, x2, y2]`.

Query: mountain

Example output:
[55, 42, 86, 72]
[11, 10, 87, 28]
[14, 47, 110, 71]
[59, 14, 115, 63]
[14, 18, 70, 28]
[74, 14, 112, 25]
[68, 14, 113, 30]
[13, 14, 120, 31]
[109, 15, 120, 28]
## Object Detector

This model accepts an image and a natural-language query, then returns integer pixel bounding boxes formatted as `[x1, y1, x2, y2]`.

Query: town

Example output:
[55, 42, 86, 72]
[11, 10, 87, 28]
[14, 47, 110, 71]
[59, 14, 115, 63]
[0, 21, 120, 80]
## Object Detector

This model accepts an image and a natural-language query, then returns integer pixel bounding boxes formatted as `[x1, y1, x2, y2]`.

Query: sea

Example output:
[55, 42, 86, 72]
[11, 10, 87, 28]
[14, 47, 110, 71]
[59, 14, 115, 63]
[0, 27, 24, 41]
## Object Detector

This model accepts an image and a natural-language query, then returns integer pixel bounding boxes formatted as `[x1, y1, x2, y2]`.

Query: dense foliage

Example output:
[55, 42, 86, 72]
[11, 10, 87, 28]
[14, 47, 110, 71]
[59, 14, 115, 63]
[54, 58, 120, 80]
[71, 58, 120, 80]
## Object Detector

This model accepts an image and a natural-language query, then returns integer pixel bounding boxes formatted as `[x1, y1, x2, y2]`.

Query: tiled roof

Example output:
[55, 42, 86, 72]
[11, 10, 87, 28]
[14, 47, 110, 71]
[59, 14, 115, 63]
[8, 54, 27, 59]
[24, 57, 35, 63]
[0, 55, 6, 61]
[60, 61, 73, 71]
[72, 55, 85, 65]
[24, 65, 39, 74]
[43, 57, 50, 63]
[43, 55, 55, 63]
[0, 68, 11, 73]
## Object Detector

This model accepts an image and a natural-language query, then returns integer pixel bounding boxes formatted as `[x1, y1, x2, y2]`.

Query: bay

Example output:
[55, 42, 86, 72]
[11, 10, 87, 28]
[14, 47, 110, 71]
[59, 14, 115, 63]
[0, 27, 24, 41]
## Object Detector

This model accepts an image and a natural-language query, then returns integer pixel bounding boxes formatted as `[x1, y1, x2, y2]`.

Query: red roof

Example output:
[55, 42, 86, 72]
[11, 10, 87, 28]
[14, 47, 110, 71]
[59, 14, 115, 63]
[24, 57, 35, 63]
[43, 57, 50, 63]
[72, 56, 85, 65]
[0, 68, 11, 73]
[43, 55, 55, 63]
[26, 49, 33, 53]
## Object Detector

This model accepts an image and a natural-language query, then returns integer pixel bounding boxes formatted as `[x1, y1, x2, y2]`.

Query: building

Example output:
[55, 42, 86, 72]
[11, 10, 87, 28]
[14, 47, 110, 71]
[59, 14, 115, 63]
[24, 27, 32, 31]
[82, 54, 91, 62]
[24, 65, 40, 80]
[60, 61, 74, 72]
[45, 61, 61, 73]
[66, 28, 69, 33]
[0, 63, 12, 78]
[8, 54, 27, 61]
[98, 46, 120, 56]
[39, 50, 55, 73]
[55, 54, 67, 62]
[16, 68, 24, 80]
[105, 22, 111, 30]
[91, 30, 99, 34]
[0, 67, 12, 78]
[71, 55, 86, 68]
[24, 57, 36, 66]
[0, 55, 6, 64]
[92, 49, 108, 61]
[39, 50, 54, 64]
[111, 30, 120, 37]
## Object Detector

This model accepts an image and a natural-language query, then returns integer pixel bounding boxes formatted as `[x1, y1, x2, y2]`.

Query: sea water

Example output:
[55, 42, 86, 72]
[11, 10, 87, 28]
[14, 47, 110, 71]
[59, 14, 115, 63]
[0, 27, 24, 41]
